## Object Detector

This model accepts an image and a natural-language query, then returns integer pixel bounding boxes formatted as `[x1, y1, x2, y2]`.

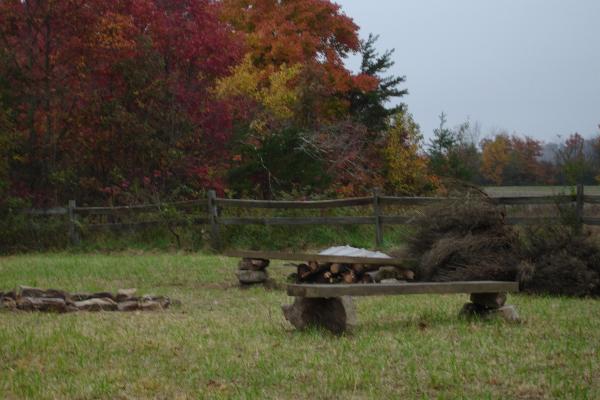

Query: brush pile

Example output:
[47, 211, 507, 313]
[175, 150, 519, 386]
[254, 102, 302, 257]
[519, 225, 600, 296]
[409, 197, 520, 282]
[0, 286, 173, 313]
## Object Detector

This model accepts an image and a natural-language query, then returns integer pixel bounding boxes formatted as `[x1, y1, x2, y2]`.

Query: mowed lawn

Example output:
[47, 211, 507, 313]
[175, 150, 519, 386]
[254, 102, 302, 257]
[483, 186, 600, 197]
[0, 253, 598, 399]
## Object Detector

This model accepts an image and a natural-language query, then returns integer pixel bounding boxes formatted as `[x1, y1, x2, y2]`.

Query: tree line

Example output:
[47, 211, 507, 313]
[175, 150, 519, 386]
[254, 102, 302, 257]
[426, 114, 600, 189]
[0, 0, 598, 209]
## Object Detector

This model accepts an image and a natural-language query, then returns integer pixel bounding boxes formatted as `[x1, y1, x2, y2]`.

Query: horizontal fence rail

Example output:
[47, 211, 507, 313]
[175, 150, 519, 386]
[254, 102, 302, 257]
[214, 197, 373, 209]
[23, 184, 599, 248]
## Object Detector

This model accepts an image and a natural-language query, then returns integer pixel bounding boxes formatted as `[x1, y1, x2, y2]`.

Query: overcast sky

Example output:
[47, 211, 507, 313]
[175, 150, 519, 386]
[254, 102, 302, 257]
[336, 0, 600, 143]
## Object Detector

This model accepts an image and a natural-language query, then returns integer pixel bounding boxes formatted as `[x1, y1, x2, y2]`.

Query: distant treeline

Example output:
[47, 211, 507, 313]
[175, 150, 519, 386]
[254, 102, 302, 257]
[425, 114, 600, 189]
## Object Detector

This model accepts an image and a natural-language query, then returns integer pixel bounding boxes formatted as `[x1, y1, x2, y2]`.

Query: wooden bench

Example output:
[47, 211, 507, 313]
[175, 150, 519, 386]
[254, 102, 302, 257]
[283, 281, 520, 334]
[224, 251, 520, 333]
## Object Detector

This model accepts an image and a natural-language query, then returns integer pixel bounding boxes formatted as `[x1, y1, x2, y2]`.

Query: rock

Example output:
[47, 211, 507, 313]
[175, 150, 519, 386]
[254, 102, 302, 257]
[1, 297, 17, 310]
[239, 258, 270, 271]
[75, 297, 118, 311]
[72, 292, 116, 301]
[236, 270, 268, 284]
[45, 289, 72, 302]
[139, 300, 162, 311]
[281, 296, 357, 334]
[495, 305, 521, 323]
[118, 300, 139, 312]
[91, 292, 116, 301]
[17, 297, 68, 313]
[3, 290, 16, 300]
[116, 288, 137, 302]
[470, 293, 507, 309]
[17, 287, 72, 303]
[459, 302, 520, 323]
[141, 295, 170, 308]
[71, 293, 93, 301]
[66, 304, 79, 313]
[18, 286, 45, 298]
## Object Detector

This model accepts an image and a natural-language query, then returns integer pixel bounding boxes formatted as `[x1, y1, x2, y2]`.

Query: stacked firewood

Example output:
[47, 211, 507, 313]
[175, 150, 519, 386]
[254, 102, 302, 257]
[0, 286, 173, 313]
[295, 262, 415, 284]
[236, 258, 270, 284]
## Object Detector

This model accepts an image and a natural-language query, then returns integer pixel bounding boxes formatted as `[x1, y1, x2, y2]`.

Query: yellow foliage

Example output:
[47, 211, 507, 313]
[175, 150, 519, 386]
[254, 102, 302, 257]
[262, 63, 301, 120]
[93, 13, 135, 52]
[481, 135, 511, 185]
[215, 55, 301, 131]
[385, 112, 429, 195]
[215, 55, 261, 101]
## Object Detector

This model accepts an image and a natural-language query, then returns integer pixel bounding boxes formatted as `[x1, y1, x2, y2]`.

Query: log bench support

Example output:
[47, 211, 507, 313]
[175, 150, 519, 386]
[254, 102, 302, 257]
[236, 258, 270, 285]
[459, 292, 520, 322]
[283, 281, 520, 334]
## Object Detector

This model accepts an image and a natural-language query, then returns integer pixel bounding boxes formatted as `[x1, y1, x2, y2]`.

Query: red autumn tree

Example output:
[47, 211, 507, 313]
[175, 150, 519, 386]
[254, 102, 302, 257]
[0, 0, 242, 205]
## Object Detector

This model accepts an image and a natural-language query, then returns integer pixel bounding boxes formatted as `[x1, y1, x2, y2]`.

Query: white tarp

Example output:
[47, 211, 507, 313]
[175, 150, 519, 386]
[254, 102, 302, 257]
[318, 245, 391, 259]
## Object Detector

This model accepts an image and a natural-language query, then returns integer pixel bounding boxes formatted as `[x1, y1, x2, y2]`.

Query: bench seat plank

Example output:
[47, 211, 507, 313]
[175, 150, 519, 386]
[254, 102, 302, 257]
[287, 281, 519, 298]
[224, 250, 406, 266]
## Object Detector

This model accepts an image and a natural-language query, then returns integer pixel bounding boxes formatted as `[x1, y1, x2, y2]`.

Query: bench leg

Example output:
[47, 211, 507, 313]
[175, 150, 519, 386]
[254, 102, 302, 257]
[237, 258, 270, 285]
[282, 296, 357, 334]
[459, 292, 520, 323]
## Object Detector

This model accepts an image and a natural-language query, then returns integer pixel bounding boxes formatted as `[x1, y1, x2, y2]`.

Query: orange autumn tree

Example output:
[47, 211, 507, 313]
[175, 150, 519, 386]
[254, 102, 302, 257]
[481, 134, 511, 185]
[481, 133, 546, 185]
[219, 0, 382, 197]
[220, 0, 377, 124]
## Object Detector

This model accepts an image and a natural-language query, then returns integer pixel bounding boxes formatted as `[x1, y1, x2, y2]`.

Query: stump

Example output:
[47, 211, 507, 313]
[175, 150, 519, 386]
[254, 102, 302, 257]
[281, 296, 357, 334]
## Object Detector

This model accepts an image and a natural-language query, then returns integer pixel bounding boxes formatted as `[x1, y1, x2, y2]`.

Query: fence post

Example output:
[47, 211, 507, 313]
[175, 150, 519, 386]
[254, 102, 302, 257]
[67, 200, 81, 245]
[373, 188, 383, 248]
[207, 190, 221, 250]
[576, 184, 584, 230]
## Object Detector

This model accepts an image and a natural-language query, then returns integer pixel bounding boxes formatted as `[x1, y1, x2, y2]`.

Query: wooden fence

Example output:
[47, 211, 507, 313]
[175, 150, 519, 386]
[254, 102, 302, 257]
[25, 184, 600, 249]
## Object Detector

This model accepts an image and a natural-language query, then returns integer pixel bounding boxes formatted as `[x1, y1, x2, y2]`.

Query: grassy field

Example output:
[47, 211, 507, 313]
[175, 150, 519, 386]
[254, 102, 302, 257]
[483, 185, 600, 197]
[1, 252, 599, 399]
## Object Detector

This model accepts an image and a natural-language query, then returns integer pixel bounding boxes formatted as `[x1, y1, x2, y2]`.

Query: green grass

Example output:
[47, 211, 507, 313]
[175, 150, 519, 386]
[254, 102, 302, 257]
[483, 185, 600, 197]
[1, 253, 599, 399]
